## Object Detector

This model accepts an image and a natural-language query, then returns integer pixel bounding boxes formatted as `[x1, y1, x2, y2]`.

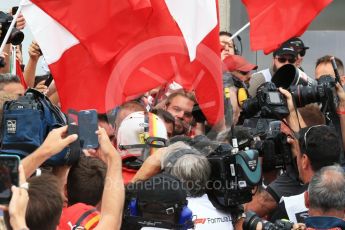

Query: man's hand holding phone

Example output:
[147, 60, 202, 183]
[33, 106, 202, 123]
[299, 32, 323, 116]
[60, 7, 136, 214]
[9, 165, 29, 230]
[0, 164, 29, 230]
[40, 126, 78, 158]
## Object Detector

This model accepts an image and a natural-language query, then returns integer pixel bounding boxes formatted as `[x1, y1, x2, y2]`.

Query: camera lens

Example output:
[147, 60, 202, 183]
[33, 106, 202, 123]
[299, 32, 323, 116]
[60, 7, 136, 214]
[290, 85, 321, 107]
[243, 211, 262, 230]
[9, 28, 24, 45]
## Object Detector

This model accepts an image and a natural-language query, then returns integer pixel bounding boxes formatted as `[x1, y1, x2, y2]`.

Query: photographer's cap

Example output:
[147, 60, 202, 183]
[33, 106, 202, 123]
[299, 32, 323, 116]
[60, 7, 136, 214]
[273, 42, 297, 57]
[287, 37, 309, 52]
[223, 55, 258, 72]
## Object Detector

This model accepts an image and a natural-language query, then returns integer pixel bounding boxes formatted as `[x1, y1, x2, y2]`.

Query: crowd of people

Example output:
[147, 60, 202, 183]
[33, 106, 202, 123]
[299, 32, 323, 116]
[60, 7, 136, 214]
[0, 6, 344, 230]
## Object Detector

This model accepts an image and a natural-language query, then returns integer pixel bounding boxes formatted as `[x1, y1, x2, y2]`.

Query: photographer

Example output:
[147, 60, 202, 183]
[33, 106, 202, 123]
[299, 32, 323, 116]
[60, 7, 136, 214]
[132, 142, 237, 229]
[242, 88, 309, 222]
[269, 125, 341, 223]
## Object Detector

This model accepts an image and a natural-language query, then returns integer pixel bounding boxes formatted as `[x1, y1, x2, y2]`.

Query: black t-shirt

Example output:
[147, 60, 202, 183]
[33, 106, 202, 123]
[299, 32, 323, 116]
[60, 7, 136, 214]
[266, 165, 307, 203]
[266, 165, 308, 222]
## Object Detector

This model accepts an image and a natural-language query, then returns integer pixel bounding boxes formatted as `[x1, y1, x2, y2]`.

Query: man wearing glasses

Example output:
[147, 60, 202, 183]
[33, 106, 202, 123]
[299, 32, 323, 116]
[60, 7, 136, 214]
[248, 41, 298, 97]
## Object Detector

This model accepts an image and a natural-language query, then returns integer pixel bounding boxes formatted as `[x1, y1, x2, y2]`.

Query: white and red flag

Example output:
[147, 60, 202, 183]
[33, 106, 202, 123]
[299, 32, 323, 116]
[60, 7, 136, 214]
[22, 0, 223, 125]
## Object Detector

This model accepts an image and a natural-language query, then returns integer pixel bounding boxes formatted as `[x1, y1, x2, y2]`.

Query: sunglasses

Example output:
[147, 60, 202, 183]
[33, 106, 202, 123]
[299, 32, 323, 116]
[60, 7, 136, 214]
[276, 57, 296, 64]
[299, 49, 306, 57]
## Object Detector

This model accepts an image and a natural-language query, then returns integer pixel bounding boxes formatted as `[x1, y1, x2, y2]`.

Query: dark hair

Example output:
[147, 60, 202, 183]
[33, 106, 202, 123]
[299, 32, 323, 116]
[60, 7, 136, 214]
[316, 55, 344, 76]
[298, 104, 325, 126]
[0, 73, 20, 90]
[67, 156, 107, 206]
[98, 113, 109, 123]
[26, 174, 63, 230]
[219, 31, 232, 37]
[298, 125, 341, 171]
[114, 101, 145, 128]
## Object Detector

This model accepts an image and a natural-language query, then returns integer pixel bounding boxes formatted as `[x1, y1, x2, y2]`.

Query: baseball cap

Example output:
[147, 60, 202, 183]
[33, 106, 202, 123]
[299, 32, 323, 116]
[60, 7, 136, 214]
[223, 55, 258, 72]
[117, 111, 168, 158]
[273, 42, 298, 57]
[287, 37, 309, 53]
[58, 203, 100, 230]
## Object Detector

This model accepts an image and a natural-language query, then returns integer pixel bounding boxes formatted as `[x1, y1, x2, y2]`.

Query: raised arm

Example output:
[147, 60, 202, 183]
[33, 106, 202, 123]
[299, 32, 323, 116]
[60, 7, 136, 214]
[22, 126, 78, 178]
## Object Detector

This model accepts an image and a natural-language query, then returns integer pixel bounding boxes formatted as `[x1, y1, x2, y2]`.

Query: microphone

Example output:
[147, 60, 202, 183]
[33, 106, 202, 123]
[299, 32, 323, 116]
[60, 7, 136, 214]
[248, 73, 266, 97]
[330, 56, 342, 86]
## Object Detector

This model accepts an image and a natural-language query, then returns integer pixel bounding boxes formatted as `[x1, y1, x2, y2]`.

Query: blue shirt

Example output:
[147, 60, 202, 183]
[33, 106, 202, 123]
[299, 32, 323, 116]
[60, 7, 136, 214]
[305, 216, 345, 229]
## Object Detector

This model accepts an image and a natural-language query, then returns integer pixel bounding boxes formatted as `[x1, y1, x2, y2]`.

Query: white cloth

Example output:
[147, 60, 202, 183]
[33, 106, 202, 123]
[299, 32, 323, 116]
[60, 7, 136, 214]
[187, 195, 234, 230]
[282, 192, 308, 223]
[260, 68, 273, 82]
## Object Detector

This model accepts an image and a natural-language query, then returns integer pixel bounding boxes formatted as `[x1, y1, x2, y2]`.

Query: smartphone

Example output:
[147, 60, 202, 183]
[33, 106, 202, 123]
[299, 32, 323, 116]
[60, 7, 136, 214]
[12, 6, 19, 15]
[0, 155, 20, 204]
[78, 110, 99, 149]
[44, 74, 53, 87]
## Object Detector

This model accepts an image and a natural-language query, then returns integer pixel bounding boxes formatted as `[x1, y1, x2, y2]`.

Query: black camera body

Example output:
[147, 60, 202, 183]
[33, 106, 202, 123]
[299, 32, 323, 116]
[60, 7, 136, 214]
[242, 82, 289, 120]
[206, 144, 261, 208]
[290, 75, 338, 113]
[0, 11, 24, 46]
[247, 120, 292, 171]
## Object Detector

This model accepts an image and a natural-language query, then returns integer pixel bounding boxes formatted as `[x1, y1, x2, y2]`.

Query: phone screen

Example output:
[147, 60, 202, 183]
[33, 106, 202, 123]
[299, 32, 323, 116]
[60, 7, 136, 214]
[78, 110, 99, 149]
[12, 6, 19, 15]
[0, 155, 20, 204]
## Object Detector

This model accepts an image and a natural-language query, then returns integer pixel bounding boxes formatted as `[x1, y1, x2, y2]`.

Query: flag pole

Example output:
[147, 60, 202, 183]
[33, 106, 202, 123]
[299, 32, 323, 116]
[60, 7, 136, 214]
[0, 4, 23, 55]
[230, 22, 250, 40]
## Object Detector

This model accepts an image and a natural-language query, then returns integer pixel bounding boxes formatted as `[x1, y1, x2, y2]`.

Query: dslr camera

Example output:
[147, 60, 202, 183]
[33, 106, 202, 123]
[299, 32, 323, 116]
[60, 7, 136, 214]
[272, 64, 338, 115]
[290, 75, 338, 113]
[243, 211, 294, 230]
[242, 82, 289, 120]
[206, 144, 261, 208]
[0, 11, 24, 46]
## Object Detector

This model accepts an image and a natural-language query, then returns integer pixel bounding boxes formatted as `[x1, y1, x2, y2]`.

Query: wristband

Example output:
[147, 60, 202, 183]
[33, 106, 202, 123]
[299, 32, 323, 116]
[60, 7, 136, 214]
[337, 110, 345, 115]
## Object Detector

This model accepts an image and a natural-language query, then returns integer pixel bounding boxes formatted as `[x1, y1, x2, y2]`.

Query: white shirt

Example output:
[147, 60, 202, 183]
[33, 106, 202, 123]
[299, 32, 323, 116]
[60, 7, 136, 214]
[187, 194, 234, 230]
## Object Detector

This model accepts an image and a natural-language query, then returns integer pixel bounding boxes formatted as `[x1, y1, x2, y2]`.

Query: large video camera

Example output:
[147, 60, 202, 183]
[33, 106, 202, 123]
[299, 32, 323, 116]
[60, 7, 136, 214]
[0, 11, 24, 46]
[244, 120, 292, 171]
[243, 211, 295, 230]
[242, 82, 289, 120]
[206, 143, 261, 208]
